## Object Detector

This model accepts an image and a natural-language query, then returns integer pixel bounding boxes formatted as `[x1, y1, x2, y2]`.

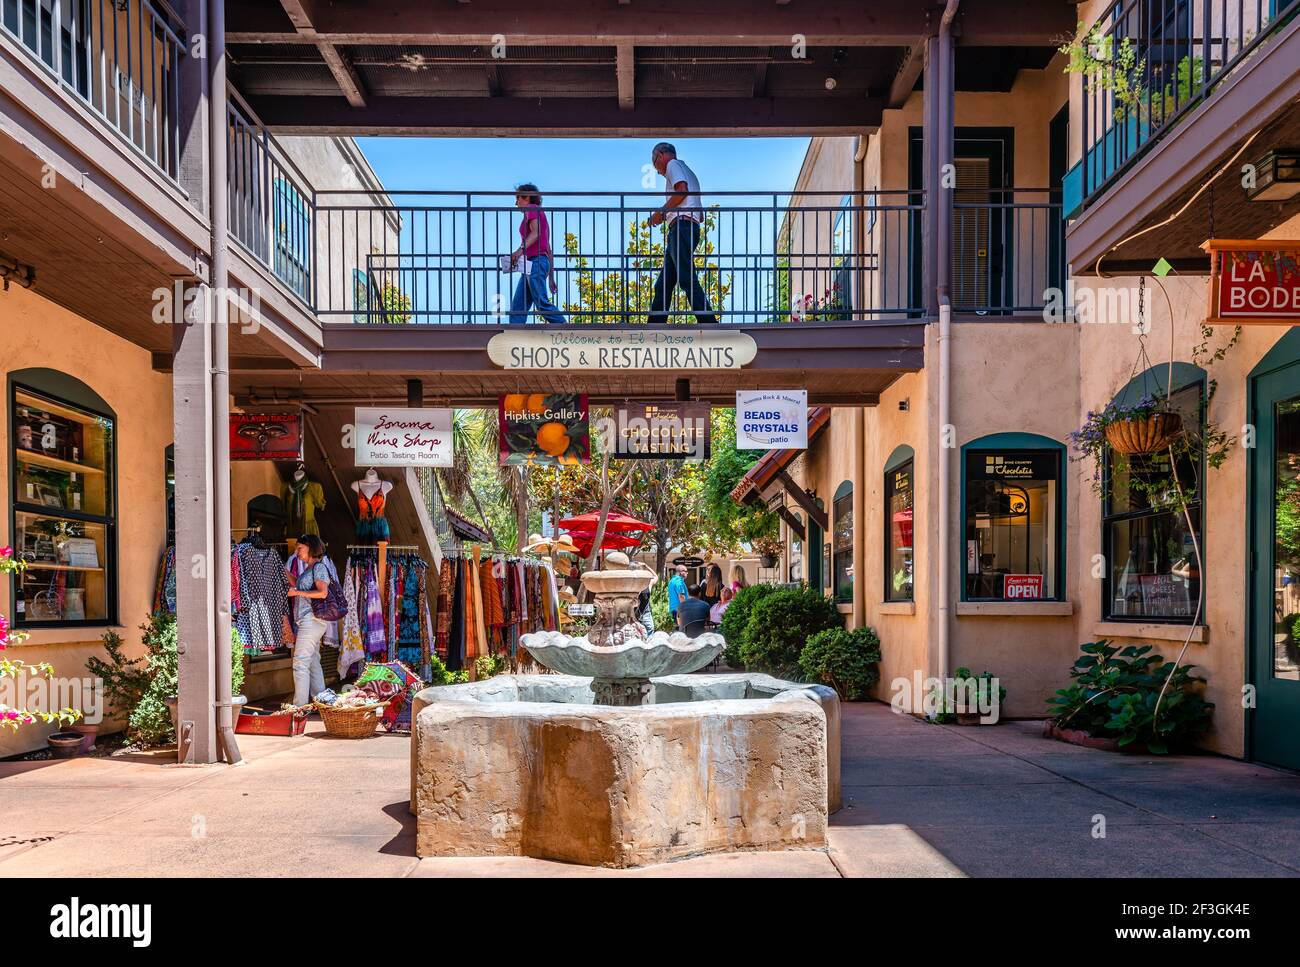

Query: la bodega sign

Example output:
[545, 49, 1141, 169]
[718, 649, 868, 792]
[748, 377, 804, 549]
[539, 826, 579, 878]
[1204, 239, 1300, 325]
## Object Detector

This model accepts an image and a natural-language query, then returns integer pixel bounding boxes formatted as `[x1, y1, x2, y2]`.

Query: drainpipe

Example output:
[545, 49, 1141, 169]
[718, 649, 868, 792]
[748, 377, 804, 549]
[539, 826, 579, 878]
[209, 0, 241, 765]
[935, 0, 958, 682]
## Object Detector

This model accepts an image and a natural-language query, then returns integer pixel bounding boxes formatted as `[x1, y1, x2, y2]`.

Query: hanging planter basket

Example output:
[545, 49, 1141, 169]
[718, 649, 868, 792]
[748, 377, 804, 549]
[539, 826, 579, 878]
[1104, 412, 1183, 455]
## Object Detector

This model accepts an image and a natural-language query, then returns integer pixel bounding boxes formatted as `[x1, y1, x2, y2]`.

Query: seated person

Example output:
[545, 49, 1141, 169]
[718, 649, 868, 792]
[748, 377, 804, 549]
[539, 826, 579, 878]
[677, 585, 713, 638]
[709, 585, 733, 625]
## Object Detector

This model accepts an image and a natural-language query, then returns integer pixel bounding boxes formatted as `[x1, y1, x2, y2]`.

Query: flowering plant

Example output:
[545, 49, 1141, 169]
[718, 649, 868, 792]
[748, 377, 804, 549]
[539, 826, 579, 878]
[0, 545, 80, 730]
[792, 283, 846, 323]
[751, 535, 785, 558]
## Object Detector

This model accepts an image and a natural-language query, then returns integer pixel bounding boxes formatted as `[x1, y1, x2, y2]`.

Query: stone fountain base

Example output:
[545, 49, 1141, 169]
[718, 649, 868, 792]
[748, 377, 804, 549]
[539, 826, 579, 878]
[410, 674, 840, 868]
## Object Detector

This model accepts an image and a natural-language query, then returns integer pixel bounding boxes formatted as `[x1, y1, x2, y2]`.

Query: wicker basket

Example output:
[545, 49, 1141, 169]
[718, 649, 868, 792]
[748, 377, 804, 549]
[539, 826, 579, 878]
[315, 701, 385, 739]
[1104, 412, 1183, 455]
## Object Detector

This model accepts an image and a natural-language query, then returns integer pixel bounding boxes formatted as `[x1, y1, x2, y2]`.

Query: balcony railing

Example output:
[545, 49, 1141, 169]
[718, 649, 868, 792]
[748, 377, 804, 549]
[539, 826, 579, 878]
[1073, 0, 1300, 210]
[952, 189, 1065, 314]
[1, 0, 186, 182]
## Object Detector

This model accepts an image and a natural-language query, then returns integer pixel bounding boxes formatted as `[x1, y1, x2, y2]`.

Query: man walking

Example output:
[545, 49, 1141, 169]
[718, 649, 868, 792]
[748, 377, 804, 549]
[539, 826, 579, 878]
[667, 563, 689, 628]
[647, 143, 718, 324]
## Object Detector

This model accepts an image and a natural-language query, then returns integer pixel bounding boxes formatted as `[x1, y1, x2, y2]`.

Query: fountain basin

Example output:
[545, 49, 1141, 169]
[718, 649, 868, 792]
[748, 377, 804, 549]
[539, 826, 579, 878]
[521, 629, 725, 680]
[410, 673, 840, 868]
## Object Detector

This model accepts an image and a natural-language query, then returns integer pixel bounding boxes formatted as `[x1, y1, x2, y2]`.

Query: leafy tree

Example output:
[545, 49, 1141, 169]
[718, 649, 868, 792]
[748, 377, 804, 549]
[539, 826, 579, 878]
[560, 211, 731, 324]
[703, 408, 779, 545]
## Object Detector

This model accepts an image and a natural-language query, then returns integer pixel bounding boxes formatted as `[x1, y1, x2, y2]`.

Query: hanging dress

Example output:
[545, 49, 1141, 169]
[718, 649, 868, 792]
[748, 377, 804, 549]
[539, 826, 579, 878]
[355, 485, 391, 542]
[339, 559, 365, 676]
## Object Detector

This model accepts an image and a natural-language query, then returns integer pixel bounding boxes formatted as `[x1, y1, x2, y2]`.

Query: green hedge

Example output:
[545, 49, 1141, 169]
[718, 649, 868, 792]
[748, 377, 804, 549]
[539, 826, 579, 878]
[739, 586, 842, 676]
[719, 582, 783, 666]
[799, 627, 881, 701]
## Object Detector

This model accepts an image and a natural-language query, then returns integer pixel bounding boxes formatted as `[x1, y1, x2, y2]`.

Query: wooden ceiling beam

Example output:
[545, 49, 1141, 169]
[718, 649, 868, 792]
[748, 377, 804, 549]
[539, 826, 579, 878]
[276, 0, 368, 108]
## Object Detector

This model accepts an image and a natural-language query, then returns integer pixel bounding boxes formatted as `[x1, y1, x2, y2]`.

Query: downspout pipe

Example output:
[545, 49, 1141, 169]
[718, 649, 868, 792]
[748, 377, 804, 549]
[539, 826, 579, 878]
[209, 0, 242, 765]
[936, 0, 958, 682]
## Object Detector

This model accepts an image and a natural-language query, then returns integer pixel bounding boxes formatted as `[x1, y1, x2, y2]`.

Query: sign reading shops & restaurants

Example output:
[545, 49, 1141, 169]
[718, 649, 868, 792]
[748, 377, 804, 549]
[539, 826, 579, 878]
[1204, 239, 1300, 325]
[354, 407, 453, 467]
[735, 391, 807, 449]
[596, 401, 711, 460]
[487, 328, 757, 371]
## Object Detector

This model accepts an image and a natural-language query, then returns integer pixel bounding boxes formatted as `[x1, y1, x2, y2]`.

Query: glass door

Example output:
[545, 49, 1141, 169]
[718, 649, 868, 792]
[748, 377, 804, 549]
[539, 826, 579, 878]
[1252, 368, 1300, 771]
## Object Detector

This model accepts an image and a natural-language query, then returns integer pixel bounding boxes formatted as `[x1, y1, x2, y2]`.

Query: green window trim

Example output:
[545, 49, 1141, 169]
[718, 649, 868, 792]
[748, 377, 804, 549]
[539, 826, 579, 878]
[960, 431, 1067, 603]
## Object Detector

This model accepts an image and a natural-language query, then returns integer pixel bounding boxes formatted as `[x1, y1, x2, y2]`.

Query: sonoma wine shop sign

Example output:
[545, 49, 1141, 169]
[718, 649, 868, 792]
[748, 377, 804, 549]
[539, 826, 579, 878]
[1204, 239, 1300, 325]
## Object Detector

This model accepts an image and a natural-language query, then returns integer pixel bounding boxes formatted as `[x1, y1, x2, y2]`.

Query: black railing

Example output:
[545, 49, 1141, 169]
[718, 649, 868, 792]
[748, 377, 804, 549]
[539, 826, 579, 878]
[1078, 0, 1299, 205]
[952, 189, 1065, 314]
[1, 0, 186, 181]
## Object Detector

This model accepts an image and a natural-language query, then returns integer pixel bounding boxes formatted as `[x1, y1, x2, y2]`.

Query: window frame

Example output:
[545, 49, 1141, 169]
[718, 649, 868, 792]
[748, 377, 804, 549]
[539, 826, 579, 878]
[959, 432, 1067, 603]
[884, 445, 915, 603]
[832, 479, 854, 603]
[1100, 365, 1207, 625]
[8, 369, 119, 629]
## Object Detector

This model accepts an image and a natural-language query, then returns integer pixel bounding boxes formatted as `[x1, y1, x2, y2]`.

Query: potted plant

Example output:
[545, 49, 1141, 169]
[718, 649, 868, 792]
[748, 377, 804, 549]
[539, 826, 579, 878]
[1071, 394, 1182, 461]
[926, 667, 1006, 725]
[752, 535, 784, 569]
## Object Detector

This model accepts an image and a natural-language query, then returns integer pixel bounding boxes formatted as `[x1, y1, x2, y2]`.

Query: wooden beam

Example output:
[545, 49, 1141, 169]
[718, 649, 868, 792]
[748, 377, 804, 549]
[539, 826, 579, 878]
[775, 504, 805, 541]
[615, 42, 635, 111]
[277, 0, 368, 108]
[889, 37, 928, 108]
[247, 94, 886, 135]
[776, 468, 828, 531]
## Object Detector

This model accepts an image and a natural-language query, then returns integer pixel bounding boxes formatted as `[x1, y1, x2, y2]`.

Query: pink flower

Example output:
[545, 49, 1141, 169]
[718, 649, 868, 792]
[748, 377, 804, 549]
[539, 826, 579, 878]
[0, 546, 10, 559]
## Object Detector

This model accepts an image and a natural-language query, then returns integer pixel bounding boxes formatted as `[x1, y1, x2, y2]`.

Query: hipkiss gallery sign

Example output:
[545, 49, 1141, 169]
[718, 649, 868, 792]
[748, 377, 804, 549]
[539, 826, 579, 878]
[354, 407, 453, 467]
[1204, 239, 1300, 325]
[487, 328, 757, 370]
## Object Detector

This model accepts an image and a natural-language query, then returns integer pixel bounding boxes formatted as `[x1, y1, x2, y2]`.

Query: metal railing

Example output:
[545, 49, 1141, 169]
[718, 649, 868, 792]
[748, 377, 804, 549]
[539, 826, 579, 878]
[310, 189, 925, 325]
[1079, 0, 1299, 204]
[952, 189, 1065, 315]
[1, 0, 186, 182]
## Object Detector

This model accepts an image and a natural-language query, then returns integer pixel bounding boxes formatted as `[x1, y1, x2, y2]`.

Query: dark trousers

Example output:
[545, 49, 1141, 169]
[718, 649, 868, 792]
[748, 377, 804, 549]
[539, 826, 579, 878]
[649, 219, 718, 324]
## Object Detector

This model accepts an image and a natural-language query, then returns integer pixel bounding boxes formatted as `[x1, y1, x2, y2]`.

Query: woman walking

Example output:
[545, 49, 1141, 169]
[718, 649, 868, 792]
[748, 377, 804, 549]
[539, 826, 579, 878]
[508, 183, 567, 325]
[287, 534, 331, 707]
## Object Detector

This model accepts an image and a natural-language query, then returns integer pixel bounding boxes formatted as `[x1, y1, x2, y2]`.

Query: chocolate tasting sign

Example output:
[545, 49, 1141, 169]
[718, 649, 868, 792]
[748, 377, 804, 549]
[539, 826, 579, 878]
[596, 401, 711, 460]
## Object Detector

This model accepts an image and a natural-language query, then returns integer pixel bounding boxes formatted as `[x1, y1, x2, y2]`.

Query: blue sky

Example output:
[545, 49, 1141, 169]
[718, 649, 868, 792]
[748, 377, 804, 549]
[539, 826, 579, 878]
[357, 137, 812, 197]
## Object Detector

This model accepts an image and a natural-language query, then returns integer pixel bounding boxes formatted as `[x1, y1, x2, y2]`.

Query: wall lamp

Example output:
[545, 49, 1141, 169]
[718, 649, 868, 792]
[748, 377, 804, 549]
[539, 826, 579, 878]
[1246, 150, 1300, 202]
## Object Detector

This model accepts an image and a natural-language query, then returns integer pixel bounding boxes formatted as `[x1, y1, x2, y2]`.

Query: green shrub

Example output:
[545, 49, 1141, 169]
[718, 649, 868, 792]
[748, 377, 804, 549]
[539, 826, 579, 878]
[719, 582, 782, 666]
[740, 586, 842, 675]
[1047, 640, 1213, 754]
[474, 653, 508, 680]
[125, 613, 245, 746]
[926, 667, 1006, 723]
[799, 627, 881, 700]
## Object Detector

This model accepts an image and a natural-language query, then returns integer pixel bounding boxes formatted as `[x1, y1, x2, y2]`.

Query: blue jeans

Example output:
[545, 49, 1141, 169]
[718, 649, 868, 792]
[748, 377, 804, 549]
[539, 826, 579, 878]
[649, 219, 717, 324]
[509, 255, 566, 324]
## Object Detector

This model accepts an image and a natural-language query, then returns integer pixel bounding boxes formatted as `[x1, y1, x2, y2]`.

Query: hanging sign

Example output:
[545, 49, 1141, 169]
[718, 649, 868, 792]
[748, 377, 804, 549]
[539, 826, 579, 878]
[498, 393, 590, 466]
[230, 413, 303, 461]
[735, 391, 807, 449]
[487, 328, 756, 370]
[354, 407, 453, 467]
[1204, 240, 1300, 324]
[1003, 574, 1044, 600]
[596, 401, 711, 460]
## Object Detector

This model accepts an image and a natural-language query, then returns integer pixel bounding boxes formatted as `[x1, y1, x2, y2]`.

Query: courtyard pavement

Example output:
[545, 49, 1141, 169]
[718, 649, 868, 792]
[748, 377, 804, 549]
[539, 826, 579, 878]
[2, 701, 1299, 877]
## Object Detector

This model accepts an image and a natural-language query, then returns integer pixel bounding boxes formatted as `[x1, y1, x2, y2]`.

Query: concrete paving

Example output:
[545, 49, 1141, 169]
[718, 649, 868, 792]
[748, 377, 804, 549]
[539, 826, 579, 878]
[2, 702, 1298, 877]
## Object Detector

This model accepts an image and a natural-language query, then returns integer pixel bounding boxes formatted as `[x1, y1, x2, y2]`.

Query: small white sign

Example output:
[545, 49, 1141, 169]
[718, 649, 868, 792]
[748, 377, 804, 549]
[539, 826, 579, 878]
[567, 603, 596, 617]
[354, 407, 453, 467]
[735, 391, 808, 449]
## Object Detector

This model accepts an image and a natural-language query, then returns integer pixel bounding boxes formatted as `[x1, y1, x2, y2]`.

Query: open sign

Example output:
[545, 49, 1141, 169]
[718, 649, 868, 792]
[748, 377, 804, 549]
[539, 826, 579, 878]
[1003, 574, 1043, 599]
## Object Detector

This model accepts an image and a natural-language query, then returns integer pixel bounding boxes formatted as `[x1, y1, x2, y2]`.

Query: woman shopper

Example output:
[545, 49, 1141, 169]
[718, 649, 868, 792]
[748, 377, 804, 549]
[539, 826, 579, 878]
[729, 562, 749, 593]
[287, 534, 331, 707]
[697, 563, 724, 608]
[508, 183, 567, 325]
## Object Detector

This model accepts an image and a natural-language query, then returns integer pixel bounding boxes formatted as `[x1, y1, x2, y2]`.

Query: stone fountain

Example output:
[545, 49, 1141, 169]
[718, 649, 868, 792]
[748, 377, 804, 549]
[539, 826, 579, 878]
[409, 554, 840, 868]
[519, 552, 724, 706]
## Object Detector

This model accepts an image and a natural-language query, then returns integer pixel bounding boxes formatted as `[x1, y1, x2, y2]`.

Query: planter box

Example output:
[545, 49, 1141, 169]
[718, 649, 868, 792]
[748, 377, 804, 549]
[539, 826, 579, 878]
[235, 707, 308, 736]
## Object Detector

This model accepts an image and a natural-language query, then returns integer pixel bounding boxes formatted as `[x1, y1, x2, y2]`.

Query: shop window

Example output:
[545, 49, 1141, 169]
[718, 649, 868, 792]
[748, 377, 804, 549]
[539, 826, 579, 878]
[885, 446, 915, 602]
[9, 370, 117, 627]
[962, 433, 1065, 602]
[832, 481, 854, 602]
[1103, 370, 1205, 623]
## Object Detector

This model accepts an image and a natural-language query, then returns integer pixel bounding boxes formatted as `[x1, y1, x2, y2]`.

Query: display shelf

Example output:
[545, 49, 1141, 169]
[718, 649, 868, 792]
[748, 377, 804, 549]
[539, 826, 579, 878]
[14, 391, 107, 427]
[15, 448, 105, 475]
[20, 563, 105, 573]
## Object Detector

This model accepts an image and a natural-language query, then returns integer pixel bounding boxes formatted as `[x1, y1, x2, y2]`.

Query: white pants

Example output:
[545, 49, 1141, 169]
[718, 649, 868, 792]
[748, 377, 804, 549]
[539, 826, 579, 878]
[292, 615, 327, 707]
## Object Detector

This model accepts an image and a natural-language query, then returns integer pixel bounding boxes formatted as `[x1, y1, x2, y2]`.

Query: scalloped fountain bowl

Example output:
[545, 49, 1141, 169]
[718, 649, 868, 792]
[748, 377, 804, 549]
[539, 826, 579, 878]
[522, 627, 724, 704]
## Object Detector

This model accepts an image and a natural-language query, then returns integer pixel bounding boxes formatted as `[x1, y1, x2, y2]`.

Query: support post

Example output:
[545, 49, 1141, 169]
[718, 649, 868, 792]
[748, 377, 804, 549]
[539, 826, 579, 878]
[407, 378, 423, 408]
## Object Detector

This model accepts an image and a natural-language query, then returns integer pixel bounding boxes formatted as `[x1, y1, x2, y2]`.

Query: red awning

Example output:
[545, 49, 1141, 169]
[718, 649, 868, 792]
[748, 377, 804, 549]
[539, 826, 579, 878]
[558, 510, 654, 533]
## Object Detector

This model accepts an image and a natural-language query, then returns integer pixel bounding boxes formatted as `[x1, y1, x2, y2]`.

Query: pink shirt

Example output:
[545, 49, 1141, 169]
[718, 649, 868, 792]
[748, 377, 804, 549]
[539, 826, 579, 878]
[520, 206, 551, 259]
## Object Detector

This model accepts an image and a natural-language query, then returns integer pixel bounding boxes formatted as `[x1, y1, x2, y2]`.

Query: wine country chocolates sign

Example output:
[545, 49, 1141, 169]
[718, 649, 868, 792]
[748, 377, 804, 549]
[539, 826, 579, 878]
[230, 413, 303, 461]
[596, 401, 711, 460]
[1204, 240, 1300, 325]
[487, 328, 757, 370]
[354, 407, 453, 467]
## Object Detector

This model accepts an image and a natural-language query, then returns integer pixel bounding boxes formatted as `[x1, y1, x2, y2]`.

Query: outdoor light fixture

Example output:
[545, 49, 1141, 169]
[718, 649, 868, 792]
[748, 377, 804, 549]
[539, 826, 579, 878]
[1246, 150, 1300, 201]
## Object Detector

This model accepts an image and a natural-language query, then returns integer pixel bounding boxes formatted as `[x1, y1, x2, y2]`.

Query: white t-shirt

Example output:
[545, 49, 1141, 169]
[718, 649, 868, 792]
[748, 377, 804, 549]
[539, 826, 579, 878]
[663, 158, 703, 223]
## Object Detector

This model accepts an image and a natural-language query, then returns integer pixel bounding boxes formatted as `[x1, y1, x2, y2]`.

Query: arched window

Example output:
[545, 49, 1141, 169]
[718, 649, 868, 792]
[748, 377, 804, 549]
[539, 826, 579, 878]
[832, 480, 854, 602]
[885, 445, 915, 602]
[1102, 363, 1206, 623]
[961, 432, 1066, 602]
[8, 368, 117, 627]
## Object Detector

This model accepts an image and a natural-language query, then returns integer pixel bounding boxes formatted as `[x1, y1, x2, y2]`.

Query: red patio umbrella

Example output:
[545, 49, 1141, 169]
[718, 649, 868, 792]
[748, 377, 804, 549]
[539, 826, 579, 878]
[557, 510, 654, 534]
[564, 529, 643, 556]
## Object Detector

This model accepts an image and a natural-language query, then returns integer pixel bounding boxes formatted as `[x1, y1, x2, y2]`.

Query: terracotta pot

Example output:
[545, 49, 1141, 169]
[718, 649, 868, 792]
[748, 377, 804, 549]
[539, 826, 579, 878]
[68, 722, 99, 753]
[1045, 721, 1130, 752]
[956, 711, 985, 726]
[47, 732, 84, 758]
[1103, 412, 1183, 455]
